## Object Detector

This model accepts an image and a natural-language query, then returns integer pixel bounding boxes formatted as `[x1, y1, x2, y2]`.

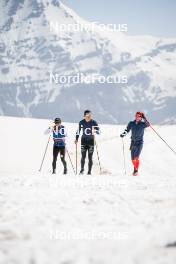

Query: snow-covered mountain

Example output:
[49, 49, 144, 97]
[0, 0, 176, 123]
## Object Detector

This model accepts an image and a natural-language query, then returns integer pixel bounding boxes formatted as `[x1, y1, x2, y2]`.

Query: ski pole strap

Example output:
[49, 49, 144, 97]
[150, 125, 176, 156]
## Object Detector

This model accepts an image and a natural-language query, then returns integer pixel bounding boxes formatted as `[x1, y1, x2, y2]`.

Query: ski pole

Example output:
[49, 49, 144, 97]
[39, 134, 51, 172]
[149, 124, 176, 156]
[76, 143, 78, 175]
[95, 139, 102, 174]
[121, 138, 127, 175]
[66, 148, 76, 175]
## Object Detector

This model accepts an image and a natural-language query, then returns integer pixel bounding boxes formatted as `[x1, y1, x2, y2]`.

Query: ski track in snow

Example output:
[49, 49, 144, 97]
[0, 117, 176, 264]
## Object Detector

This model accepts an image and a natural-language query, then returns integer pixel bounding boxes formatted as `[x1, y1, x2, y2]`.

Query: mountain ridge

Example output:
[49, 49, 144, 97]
[0, 0, 176, 123]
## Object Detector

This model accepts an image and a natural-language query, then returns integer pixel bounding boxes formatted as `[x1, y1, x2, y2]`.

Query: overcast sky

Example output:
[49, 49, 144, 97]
[62, 0, 176, 37]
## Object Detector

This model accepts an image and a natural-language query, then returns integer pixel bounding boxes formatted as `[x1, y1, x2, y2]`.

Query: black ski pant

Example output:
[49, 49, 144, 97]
[52, 146, 67, 171]
[130, 140, 143, 160]
[81, 138, 94, 172]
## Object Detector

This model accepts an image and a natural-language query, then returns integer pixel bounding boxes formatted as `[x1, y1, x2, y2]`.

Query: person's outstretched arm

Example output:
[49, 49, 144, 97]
[44, 123, 54, 135]
[120, 122, 132, 137]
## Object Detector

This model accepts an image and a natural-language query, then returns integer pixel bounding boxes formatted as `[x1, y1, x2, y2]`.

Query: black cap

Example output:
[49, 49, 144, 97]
[84, 110, 91, 116]
[54, 117, 61, 124]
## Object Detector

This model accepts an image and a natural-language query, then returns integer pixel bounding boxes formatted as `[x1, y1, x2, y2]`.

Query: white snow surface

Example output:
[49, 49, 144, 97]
[0, 116, 176, 264]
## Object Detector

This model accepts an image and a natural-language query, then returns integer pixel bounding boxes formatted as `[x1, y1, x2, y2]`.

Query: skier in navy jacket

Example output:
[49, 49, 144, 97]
[75, 110, 100, 175]
[120, 112, 150, 176]
[50, 117, 67, 174]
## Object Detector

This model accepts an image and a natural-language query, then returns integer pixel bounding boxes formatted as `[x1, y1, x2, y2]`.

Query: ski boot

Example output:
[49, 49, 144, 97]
[52, 169, 56, 174]
[63, 167, 67, 175]
[79, 169, 84, 175]
[133, 169, 138, 176]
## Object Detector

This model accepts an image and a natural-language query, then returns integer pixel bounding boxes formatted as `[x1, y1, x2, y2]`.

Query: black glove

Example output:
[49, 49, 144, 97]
[141, 112, 145, 119]
[142, 114, 150, 126]
[120, 134, 124, 138]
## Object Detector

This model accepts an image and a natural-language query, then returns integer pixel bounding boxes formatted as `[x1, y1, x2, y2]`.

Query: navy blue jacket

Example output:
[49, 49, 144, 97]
[76, 119, 100, 141]
[122, 120, 149, 142]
